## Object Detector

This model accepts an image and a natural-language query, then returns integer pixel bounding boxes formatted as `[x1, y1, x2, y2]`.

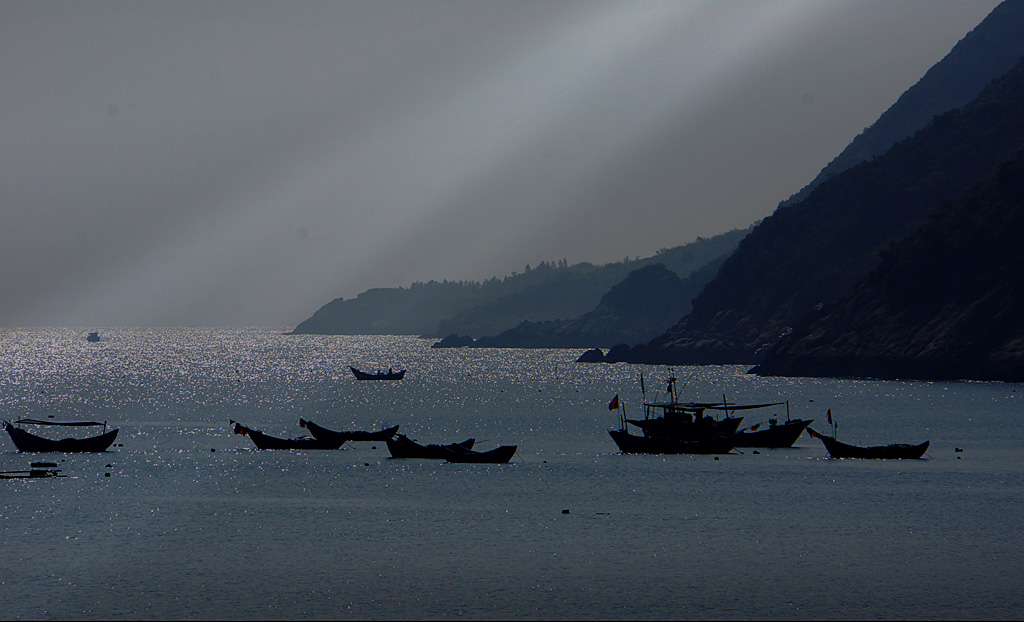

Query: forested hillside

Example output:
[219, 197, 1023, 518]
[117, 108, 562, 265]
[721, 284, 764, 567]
[437, 261, 723, 349]
[752, 150, 1024, 381]
[289, 228, 748, 337]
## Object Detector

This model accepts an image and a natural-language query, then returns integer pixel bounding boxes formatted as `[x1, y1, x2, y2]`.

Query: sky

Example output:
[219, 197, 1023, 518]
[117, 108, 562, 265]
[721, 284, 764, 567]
[0, 0, 1003, 327]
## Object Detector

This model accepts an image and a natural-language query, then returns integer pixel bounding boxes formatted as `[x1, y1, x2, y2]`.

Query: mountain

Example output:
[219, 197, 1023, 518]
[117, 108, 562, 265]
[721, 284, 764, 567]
[784, 0, 1024, 205]
[611, 55, 1024, 366]
[751, 150, 1024, 382]
[444, 261, 722, 349]
[289, 228, 748, 337]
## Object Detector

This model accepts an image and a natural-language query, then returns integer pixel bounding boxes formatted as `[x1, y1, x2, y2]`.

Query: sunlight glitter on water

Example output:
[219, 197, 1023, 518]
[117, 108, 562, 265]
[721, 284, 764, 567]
[1, 328, 1022, 620]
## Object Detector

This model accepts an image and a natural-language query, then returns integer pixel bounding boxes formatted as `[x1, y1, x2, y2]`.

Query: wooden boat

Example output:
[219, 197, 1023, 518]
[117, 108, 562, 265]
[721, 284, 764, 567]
[625, 375, 796, 441]
[626, 402, 744, 441]
[385, 434, 475, 459]
[608, 428, 736, 455]
[733, 417, 813, 448]
[299, 419, 399, 443]
[807, 428, 929, 459]
[731, 402, 813, 448]
[440, 444, 517, 464]
[230, 420, 344, 450]
[3, 419, 118, 452]
[350, 366, 406, 381]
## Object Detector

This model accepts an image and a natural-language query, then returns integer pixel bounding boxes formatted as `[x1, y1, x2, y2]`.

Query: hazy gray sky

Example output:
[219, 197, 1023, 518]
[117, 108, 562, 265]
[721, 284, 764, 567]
[1, 0, 1002, 327]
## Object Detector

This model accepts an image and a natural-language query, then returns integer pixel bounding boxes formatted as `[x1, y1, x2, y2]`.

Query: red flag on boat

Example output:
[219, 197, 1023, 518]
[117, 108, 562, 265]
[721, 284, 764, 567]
[608, 395, 620, 411]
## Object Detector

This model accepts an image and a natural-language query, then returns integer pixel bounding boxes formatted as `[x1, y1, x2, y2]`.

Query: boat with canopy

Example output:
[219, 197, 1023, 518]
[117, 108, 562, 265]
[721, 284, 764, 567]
[2, 419, 118, 452]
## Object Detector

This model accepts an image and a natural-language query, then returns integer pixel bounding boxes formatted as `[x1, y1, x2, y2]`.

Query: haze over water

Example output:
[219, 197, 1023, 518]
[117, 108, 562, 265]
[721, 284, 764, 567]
[2, 328, 1022, 620]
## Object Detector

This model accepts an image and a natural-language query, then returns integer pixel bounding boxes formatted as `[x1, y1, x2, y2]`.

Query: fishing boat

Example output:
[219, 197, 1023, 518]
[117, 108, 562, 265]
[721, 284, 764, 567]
[230, 421, 344, 450]
[3, 419, 118, 452]
[626, 402, 745, 441]
[440, 444, 517, 464]
[608, 428, 736, 455]
[86, 331, 101, 342]
[807, 428, 929, 459]
[733, 417, 813, 448]
[621, 372, 783, 442]
[608, 373, 786, 453]
[299, 419, 399, 443]
[350, 366, 406, 381]
[732, 402, 813, 448]
[385, 434, 475, 459]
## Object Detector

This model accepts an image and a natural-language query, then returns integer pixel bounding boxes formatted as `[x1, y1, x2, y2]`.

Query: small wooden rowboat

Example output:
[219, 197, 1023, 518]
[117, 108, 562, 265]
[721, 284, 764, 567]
[807, 428, 929, 459]
[299, 419, 399, 443]
[385, 434, 475, 459]
[231, 421, 344, 450]
[733, 418, 813, 448]
[3, 419, 118, 453]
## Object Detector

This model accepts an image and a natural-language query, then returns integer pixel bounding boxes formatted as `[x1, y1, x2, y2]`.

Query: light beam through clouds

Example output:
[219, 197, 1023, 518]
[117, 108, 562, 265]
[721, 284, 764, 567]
[0, 1, 1001, 326]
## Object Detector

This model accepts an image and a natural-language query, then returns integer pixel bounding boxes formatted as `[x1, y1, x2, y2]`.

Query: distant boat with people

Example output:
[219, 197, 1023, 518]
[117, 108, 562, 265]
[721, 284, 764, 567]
[3, 418, 118, 452]
[350, 366, 406, 381]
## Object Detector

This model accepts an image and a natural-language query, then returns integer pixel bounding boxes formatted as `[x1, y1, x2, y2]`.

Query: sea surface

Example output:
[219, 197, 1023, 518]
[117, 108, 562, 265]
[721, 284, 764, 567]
[1, 328, 1022, 621]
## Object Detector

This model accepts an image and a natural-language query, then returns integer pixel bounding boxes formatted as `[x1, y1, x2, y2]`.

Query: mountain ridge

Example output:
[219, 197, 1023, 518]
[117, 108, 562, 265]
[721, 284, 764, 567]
[609, 53, 1024, 368]
[751, 149, 1024, 381]
[289, 228, 748, 337]
[784, 0, 1024, 205]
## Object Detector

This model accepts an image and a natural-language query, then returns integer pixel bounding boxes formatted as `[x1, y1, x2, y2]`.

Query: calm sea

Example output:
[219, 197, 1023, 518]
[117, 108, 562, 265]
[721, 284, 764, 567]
[1, 328, 1021, 620]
